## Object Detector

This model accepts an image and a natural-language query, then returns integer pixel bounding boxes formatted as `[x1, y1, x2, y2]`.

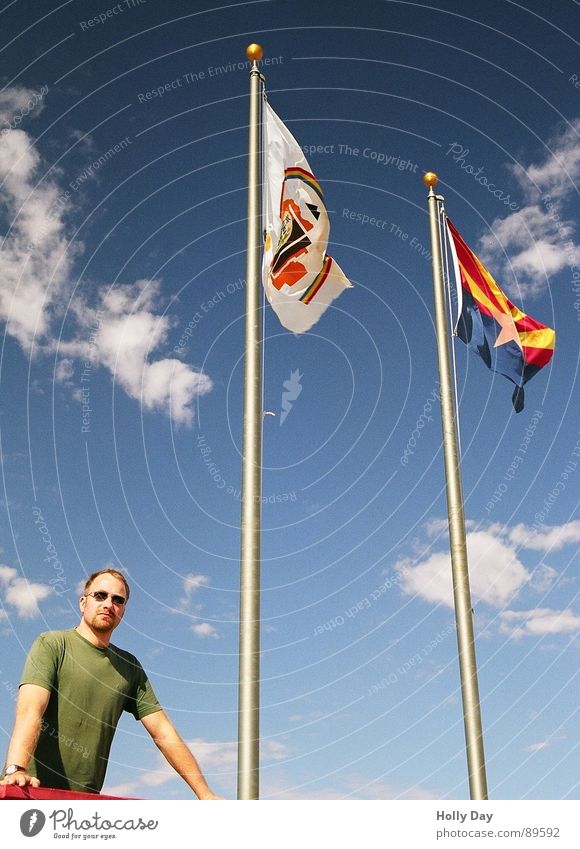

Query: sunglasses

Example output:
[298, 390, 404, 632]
[86, 591, 127, 606]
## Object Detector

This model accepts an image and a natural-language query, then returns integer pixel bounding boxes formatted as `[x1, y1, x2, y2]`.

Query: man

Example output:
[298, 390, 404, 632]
[1, 569, 220, 799]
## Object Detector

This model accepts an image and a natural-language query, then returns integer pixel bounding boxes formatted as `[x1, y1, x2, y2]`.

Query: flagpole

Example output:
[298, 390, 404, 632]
[424, 171, 489, 800]
[237, 43, 264, 801]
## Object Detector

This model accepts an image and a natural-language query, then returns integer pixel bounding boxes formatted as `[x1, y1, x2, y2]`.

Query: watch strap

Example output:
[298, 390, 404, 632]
[5, 764, 27, 775]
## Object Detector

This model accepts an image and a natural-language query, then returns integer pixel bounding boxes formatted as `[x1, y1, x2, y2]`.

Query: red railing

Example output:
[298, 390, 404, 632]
[0, 786, 133, 800]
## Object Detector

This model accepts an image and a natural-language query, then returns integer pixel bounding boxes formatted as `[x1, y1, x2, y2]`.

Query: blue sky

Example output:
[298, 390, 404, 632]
[0, 0, 578, 800]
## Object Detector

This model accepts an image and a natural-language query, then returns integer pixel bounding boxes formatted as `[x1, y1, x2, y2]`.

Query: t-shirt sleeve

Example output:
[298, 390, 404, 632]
[20, 632, 62, 692]
[126, 662, 161, 720]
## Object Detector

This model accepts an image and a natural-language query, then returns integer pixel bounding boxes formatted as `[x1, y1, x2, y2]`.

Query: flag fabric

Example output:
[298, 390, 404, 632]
[446, 218, 555, 412]
[262, 101, 352, 333]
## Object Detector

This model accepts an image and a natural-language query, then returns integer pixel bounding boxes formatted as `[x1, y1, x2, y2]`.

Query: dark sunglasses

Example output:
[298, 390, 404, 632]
[86, 591, 126, 606]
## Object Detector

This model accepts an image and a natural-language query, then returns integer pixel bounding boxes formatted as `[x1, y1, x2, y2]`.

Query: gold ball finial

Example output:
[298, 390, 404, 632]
[246, 43, 264, 63]
[423, 171, 439, 188]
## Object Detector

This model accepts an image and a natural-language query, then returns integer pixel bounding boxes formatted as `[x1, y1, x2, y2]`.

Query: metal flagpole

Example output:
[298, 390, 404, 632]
[237, 43, 264, 801]
[424, 171, 489, 800]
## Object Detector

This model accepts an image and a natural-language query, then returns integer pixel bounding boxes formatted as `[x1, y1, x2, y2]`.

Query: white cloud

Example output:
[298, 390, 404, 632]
[0, 88, 212, 425]
[55, 358, 75, 384]
[499, 608, 580, 639]
[477, 118, 580, 297]
[182, 573, 210, 596]
[183, 739, 237, 770]
[191, 622, 219, 639]
[513, 119, 580, 203]
[0, 565, 51, 618]
[58, 280, 213, 426]
[0, 565, 18, 585]
[174, 573, 211, 613]
[100, 781, 139, 798]
[509, 520, 580, 552]
[0, 125, 74, 349]
[139, 738, 288, 791]
[0, 86, 46, 126]
[341, 776, 439, 800]
[398, 519, 579, 610]
[525, 741, 550, 752]
[478, 206, 574, 297]
[398, 529, 530, 608]
[187, 738, 287, 768]
[139, 764, 173, 788]
[264, 740, 291, 761]
[424, 517, 449, 538]
[528, 564, 558, 593]
[262, 773, 439, 800]
[288, 711, 325, 724]
[524, 736, 566, 753]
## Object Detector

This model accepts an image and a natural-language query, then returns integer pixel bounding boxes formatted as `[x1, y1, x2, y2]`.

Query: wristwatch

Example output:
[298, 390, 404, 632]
[5, 764, 26, 775]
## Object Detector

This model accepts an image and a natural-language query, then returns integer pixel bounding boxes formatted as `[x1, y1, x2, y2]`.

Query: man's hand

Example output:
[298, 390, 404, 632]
[141, 710, 223, 800]
[198, 790, 224, 800]
[0, 770, 40, 788]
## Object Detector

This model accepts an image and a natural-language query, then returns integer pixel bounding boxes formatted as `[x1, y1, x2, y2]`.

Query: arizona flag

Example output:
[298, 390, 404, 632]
[262, 102, 352, 333]
[446, 218, 555, 412]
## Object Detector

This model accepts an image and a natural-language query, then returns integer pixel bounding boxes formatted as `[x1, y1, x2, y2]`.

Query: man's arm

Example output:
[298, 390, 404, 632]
[1, 684, 51, 786]
[140, 710, 221, 799]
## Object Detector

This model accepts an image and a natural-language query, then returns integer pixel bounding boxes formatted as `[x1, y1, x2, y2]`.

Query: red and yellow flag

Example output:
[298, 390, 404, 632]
[446, 218, 555, 411]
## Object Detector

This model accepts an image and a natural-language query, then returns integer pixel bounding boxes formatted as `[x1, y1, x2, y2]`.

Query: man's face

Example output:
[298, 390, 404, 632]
[79, 573, 127, 635]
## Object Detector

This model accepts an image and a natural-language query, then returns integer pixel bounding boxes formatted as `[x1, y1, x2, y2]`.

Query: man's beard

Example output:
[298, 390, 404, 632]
[89, 612, 117, 632]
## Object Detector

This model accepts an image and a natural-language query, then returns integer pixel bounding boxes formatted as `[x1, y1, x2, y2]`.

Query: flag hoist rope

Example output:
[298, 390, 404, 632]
[424, 172, 488, 800]
[237, 44, 265, 801]
[439, 202, 464, 462]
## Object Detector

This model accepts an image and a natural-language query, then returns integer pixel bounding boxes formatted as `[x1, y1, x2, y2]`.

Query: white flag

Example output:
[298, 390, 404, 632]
[262, 102, 352, 333]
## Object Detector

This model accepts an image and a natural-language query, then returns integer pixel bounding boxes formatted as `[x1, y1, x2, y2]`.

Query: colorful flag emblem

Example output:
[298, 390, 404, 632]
[262, 102, 351, 333]
[446, 218, 555, 412]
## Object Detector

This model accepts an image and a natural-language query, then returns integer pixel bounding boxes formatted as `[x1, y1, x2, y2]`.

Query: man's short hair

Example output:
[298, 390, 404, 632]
[83, 569, 130, 601]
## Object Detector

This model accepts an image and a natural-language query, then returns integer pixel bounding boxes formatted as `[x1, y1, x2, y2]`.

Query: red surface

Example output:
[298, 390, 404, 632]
[0, 785, 133, 800]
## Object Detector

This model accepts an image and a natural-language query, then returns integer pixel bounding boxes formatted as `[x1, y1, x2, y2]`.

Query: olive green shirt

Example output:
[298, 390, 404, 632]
[19, 629, 161, 793]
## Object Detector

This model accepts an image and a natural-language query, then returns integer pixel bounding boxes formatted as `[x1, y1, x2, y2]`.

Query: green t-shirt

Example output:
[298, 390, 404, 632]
[19, 629, 161, 793]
